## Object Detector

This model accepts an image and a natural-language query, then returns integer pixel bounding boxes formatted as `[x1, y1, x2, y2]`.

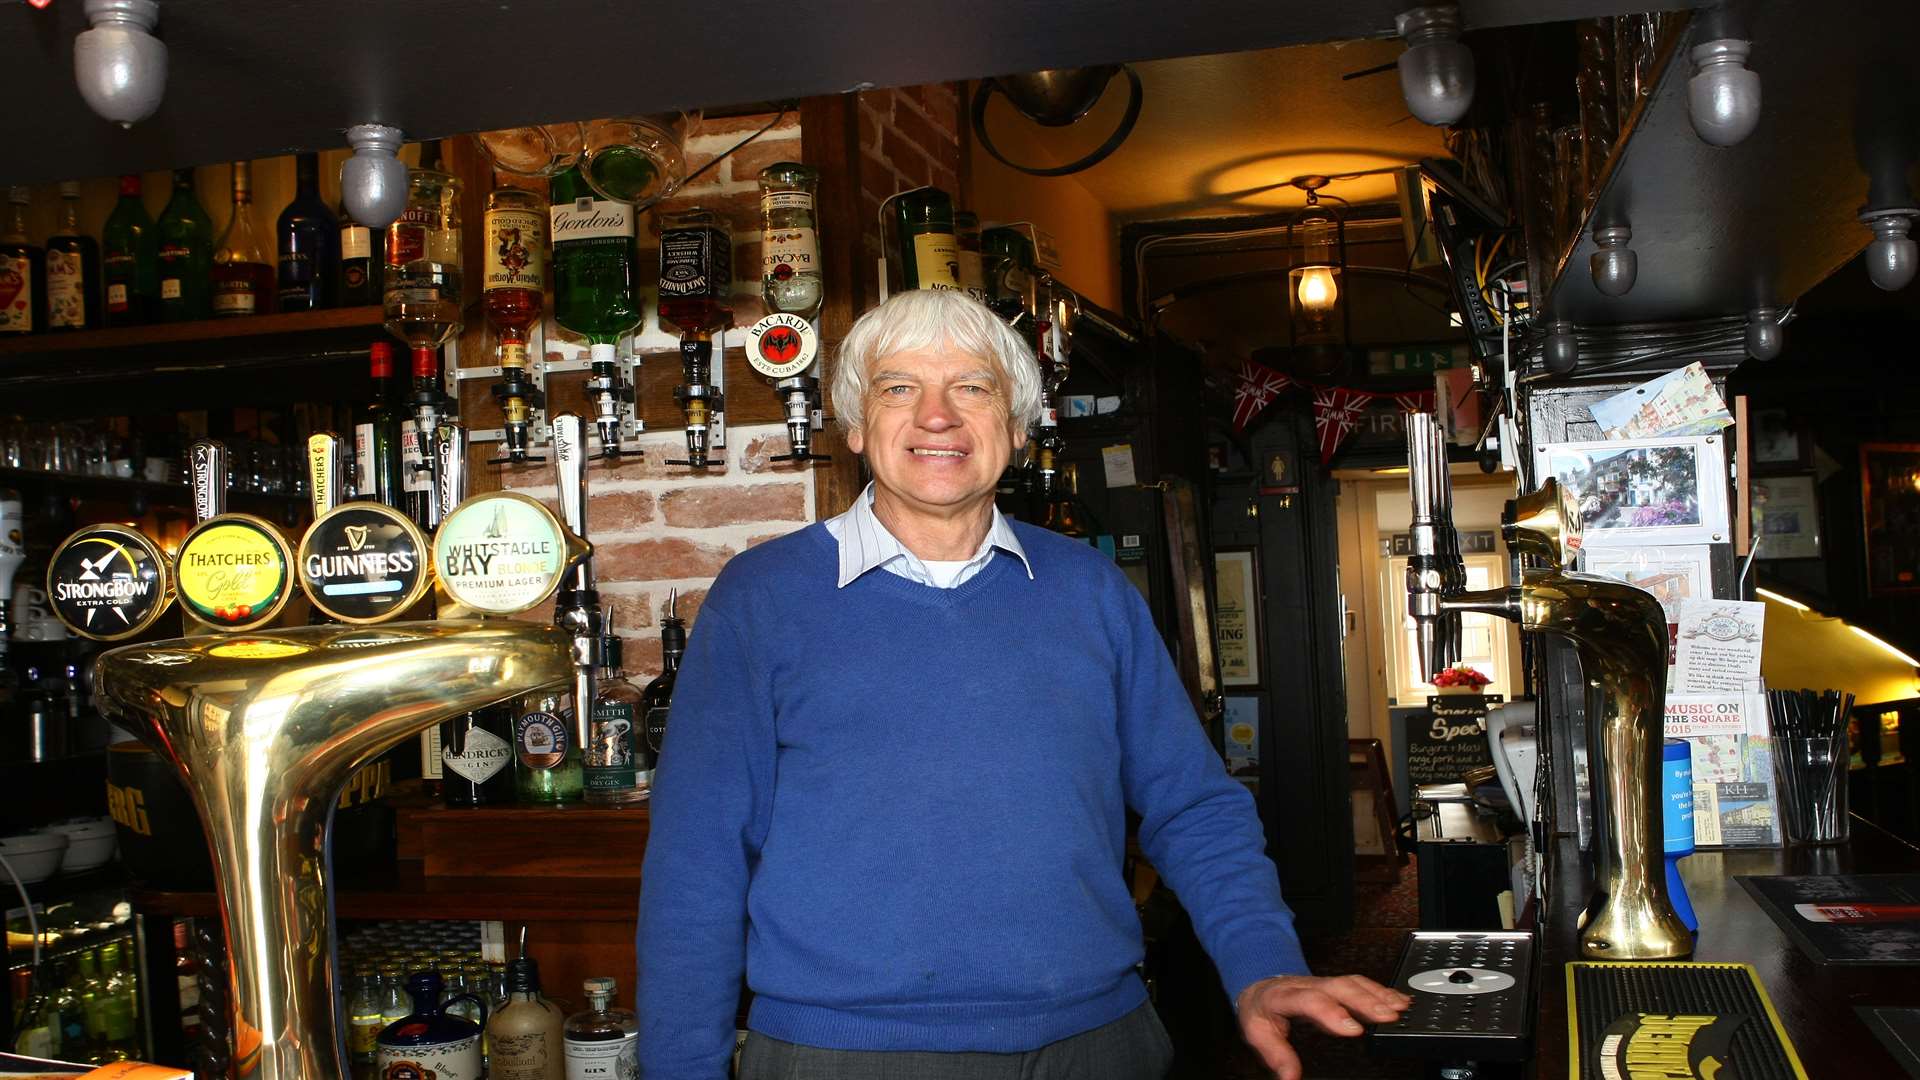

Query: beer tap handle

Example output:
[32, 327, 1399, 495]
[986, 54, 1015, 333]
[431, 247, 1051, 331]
[436, 420, 468, 516]
[549, 412, 600, 749]
[1404, 414, 1448, 681]
[190, 439, 229, 524]
[551, 414, 590, 573]
[307, 433, 344, 520]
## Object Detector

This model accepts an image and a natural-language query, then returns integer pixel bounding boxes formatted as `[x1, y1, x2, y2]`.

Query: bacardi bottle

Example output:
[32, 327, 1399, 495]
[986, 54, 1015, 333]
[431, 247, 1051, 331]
[101, 175, 157, 327]
[211, 162, 275, 318]
[484, 186, 547, 463]
[562, 978, 636, 1079]
[0, 187, 46, 336]
[277, 152, 340, 312]
[46, 182, 101, 331]
[894, 187, 960, 292]
[759, 163, 822, 319]
[353, 342, 406, 507]
[155, 169, 214, 322]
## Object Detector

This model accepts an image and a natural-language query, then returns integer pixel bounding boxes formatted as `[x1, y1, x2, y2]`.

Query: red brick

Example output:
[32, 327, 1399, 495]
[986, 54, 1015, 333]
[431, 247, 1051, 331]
[738, 433, 782, 474]
[659, 482, 807, 528]
[890, 99, 956, 165]
[599, 588, 653, 629]
[502, 463, 555, 491]
[694, 111, 788, 137]
[883, 130, 933, 189]
[592, 489, 655, 533]
[596, 537, 737, 582]
[725, 136, 804, 186]
[929, 165, 960, 200]
[618, 634, 665, 681]
[860, 150, 898, 202]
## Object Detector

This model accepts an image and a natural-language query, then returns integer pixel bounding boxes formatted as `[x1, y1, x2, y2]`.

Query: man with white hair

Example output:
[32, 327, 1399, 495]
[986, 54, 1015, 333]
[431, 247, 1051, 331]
[636, 289, 1407, 1080]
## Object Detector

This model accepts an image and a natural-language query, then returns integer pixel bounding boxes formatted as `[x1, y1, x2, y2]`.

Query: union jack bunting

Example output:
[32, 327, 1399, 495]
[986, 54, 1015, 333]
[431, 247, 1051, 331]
[1390, 390, 1437, 414]
[1230, 359, 1293, 432]
[1312, 385, 1377, 464]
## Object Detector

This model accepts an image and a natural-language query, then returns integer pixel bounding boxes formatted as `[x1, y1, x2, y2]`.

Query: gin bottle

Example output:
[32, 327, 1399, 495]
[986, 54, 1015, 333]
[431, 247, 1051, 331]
[514, 687, 582, 805]
[155, 169, 214, 322]
[562, 977, 636, 1080]
[584, 618, 647, 805]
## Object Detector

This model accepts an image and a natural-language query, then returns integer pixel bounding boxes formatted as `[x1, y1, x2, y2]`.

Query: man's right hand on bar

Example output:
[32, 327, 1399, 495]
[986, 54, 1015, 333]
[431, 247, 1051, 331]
[1235, 973, 1411, 1080]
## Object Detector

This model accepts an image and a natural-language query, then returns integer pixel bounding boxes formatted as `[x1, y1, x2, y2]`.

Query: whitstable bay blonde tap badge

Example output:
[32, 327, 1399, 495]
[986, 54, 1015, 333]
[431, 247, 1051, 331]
[432, 492, 586, 617]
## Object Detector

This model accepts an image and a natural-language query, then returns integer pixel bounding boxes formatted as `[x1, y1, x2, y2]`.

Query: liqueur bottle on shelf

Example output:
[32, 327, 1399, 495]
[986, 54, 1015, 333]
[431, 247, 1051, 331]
[211, 162, 275, 318]
[483, 186, 548, 463]
[441, 705, 516, 808]
[551, 164, 643, 458]
[156, 168, 214, 322]
[339, 201, 384, 306]
[46, 181, 101, 331]
[513, 685, 582, 805]
[583, 611, 646, 806]
[486, 953, 564, 1080]
[641, 590, 685, 766]
[953, 209, 988, 303]
[562, 978, 637, 1079]
[277, 151, 340, 312]
[0, 186, 46, 336]
[893, 187, 960, 292]
[101, 174, 158, 327]
[353, 342, 406, 507]
[659, 208, 731, 469]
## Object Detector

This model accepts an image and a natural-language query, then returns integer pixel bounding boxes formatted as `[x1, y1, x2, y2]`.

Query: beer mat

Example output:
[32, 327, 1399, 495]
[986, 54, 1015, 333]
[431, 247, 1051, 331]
[1858, 1007, 1920, 1078]
[1568, 962, 1806, 1080]
[1737, 874, 1920, 964]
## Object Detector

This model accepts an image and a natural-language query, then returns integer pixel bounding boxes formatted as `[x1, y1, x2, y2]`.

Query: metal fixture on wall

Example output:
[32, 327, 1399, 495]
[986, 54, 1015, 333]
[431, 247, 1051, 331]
[1286, 177, 1350, 375]
[1687, 37, 1760, 147]
[73, 0, 166, 129]
[1589, 224, 1636, 296]
[1396, 6, 1474, 126]
[1744, 307, 1784, 360]
[341, 124, 408, 230]
[1858, 206, 1918, 291]
[1543, 320, 1579, 375]
[971, 66, 1144, 177]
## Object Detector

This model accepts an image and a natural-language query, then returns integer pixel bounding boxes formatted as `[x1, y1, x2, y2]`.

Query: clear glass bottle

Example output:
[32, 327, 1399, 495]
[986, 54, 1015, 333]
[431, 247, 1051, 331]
[46, 181, 101, 330]
[0, 185, 46, 336]
[584, 625, 647, 805]
[277, 151, 340, 312]
[102, 174, 158, 326]
[379, 964, 413, 1026]
[487, 955, 564, 1080]
[348, 967, 385, 1065]
[514, 687, 583, 805]
[758, 163, 821, 319]
[384, 141, 465, 353]
[9, 967, 58, 1057]
[893, 187, 960, 292]
[211, 161, 275, 318]
[155, 168, 214, 322]
[49, 959, 86, 1062]
[562, 977, 636, 1080]
[641, 597, 687, 766]
[656, 207, 732, 334]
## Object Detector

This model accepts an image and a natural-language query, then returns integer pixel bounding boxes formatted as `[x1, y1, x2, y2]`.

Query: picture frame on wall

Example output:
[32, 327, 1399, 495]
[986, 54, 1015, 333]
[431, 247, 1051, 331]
[1752, 473, 1822, 561]
[1534, 434, 1731, 548]
[1213, 547, 1263, 687]
[1750, 408, 1809, 468]
[1861, 443, 1920, 595]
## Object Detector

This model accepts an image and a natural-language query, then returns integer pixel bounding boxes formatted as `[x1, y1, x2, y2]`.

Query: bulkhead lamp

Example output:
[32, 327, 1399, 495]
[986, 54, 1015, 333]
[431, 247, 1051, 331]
[1396, 6, 1475, 127]
[342, 124, 408, 230]
[74, 0, 166, 129]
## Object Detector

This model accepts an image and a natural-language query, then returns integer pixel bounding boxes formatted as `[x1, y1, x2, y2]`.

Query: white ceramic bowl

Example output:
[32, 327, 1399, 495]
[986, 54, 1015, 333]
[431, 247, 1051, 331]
[46, 818, 118, 873]
[0, 832, 71, 884]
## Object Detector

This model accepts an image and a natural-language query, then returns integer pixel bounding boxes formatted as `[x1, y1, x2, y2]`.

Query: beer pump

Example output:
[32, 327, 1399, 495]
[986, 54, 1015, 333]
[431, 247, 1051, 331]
[1403, 412, 1691, 960]
[550, 412, 602, 749]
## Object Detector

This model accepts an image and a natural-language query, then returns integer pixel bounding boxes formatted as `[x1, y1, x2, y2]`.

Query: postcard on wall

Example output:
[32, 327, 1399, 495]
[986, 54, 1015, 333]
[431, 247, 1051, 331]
[1753, 473, 1822, 560]
[1590, 362, 1734, 440]
[1673, 599, 1767, 694]
[1580, 545, 1715, 621]
[1535, 435, 1730, 548]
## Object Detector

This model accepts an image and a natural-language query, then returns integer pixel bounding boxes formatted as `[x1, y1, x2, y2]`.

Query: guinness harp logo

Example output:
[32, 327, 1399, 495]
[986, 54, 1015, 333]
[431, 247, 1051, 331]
[344, 525, 372, 551]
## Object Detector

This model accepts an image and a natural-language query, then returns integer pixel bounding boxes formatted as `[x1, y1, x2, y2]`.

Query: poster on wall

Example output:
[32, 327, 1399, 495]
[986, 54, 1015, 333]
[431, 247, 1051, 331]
[1534, 434, 1730, 548]
[1753, 473, 1822, 560]
[1213, 548, 1262, 687]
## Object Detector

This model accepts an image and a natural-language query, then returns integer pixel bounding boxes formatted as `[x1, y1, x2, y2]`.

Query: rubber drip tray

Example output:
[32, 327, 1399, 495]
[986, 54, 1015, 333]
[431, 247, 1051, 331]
[1569, 962, 1807, 1080]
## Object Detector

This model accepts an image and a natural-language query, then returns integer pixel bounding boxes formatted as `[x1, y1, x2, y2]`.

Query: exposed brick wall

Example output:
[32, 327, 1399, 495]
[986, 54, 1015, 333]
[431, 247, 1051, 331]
[853, 85, 968, 280]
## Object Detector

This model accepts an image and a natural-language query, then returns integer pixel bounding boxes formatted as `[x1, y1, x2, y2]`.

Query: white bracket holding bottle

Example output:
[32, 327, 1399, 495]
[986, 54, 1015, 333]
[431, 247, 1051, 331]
[710, 328, 728, 451]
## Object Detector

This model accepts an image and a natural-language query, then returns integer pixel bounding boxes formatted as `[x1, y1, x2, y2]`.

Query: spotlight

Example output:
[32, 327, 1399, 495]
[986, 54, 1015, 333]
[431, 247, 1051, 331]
[341, 125, 408, 231]
[1396, 7, 1475, 127]
[1589, 225, 1636, 297]
[74, 0, 166, 129]
[1687, 38, 1760, 147]
[1744, 307, 1783, 361]
[1858, 208, 1918, 291]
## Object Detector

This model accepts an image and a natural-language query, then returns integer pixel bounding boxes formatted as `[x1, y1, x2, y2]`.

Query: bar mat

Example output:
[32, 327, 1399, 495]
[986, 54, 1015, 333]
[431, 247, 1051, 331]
[1858, 1007, 1920, 1078]
[1738, 874, 1920, 964]
[1568, 962, 1807, 1080]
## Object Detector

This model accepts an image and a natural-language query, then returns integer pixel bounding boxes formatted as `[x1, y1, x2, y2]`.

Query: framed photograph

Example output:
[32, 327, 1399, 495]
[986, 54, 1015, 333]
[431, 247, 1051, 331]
[1752, 474, 1822, 560]
[1213, 548, 1263, 687]
[1580, 545, 1716, 621]
[1750, 408, 1808, 468]
[1534, 434, 1731, 548]
[1861, 443, 1920, 595]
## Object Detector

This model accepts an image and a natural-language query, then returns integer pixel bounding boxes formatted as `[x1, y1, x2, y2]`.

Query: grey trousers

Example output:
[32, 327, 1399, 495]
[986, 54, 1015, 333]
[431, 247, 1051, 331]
[736, 1003, 1175, 1080]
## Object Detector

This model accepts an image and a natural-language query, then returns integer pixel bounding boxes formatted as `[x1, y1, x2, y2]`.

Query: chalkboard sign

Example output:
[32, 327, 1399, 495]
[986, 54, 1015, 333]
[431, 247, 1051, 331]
[1403, 695, 1502, 787]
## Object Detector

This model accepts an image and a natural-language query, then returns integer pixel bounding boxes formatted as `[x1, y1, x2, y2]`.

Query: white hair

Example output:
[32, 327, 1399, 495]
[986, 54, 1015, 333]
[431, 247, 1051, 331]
[829, 289, 1044, 434]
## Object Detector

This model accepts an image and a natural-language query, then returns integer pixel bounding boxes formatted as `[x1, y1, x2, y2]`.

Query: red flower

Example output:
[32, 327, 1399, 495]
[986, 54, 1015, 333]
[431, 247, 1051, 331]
[1430, 665, 1492, 688]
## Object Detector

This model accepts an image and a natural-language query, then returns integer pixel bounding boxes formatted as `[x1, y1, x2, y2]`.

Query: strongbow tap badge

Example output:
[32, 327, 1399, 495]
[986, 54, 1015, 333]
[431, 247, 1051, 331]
[47, 525, 174, 640]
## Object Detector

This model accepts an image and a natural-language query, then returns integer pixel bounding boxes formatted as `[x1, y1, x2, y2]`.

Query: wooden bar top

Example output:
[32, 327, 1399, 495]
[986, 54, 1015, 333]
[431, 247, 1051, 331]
[1534, 817, 1920, 1078]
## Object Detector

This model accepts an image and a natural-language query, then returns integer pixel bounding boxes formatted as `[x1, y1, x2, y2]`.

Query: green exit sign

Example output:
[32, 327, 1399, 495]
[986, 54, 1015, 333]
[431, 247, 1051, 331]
[1368, 344, 1470, 376]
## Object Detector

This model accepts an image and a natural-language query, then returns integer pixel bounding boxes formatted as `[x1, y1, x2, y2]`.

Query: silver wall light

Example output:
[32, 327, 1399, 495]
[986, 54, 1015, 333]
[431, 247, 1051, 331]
[341, 124, 408, 230]
[1589, 225, 1636, 296]
[1396, 6, 1475, 127]
[1744, 307, 1783, 361]
[1543, 320, 1579, 375]
[1858, 208, 1918, 291]
[1687, 38, 1760, 147]
[74, 0, 166, 129]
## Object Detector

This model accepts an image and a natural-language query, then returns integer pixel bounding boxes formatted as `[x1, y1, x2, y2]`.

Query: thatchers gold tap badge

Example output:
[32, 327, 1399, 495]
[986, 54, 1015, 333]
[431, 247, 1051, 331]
[433, 492, 575, 615]
[175, 514, 294, 631]
[299, 503, 431, 624]
[47, 524, 174, 640]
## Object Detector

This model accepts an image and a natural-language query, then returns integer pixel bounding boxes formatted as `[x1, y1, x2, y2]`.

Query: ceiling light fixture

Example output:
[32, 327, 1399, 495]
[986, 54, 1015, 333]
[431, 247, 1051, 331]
[1396, 6, 1475, 126]
[74, 0, 166, 129]
[1589, 224, 1636, 296]
[341, 124, 408, 230]
[1858, 207, 1918, 291]
[971, 66, 1144, 177]
[1286, 177, 1350, 375]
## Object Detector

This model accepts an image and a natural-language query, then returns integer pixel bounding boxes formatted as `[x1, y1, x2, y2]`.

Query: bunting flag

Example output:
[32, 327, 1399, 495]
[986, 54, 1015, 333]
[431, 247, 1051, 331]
[1312, 386, 1377, 464]
[1391, 390, 1437, 415]
[1231, 359, 1293, 432]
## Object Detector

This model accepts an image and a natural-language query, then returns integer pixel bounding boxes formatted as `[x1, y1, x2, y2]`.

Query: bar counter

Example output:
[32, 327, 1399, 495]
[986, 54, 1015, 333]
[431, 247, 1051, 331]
[1533, 817, 1920, 1078]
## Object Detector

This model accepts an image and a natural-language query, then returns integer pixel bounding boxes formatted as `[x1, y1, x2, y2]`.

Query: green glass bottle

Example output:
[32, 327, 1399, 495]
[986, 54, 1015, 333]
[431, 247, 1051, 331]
[893, 187, 960, 292]
[155, 168, 214, 322]
[102, 174, 159, 327]
[549, 165, 640, 343]
[514, 686, 582, 804]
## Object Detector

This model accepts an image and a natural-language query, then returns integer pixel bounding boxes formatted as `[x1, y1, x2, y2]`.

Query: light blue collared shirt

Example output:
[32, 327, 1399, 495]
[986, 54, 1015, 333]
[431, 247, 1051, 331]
[823, 483, 1033, 589]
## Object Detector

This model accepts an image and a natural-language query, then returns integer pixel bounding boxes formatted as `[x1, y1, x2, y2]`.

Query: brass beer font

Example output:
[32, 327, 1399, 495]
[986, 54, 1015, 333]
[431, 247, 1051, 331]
[94, 622, 574, 1079]
[1402, 413, 1691, 960]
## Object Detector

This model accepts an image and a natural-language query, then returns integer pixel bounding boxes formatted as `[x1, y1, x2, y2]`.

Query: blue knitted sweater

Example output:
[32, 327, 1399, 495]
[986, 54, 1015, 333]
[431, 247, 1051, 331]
[635, 521, 1306, 1078]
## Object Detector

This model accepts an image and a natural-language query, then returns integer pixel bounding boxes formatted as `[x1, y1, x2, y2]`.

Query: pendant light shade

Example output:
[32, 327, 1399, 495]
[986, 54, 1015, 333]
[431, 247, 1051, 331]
[74, 0, 166, 129]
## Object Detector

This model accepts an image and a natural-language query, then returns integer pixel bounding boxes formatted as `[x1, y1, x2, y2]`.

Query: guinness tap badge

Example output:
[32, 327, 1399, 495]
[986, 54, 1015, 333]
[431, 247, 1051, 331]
[47, 525, 174, 641]
[175, 514, 295, 631]
[298, 503, 432, 624]
[432, 492, 580, 615]
[746, 311, 819, 379]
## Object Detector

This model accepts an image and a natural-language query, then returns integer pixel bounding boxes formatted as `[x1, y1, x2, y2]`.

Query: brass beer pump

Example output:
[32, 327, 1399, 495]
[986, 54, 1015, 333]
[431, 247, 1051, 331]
[1403, 413, 1691, 960]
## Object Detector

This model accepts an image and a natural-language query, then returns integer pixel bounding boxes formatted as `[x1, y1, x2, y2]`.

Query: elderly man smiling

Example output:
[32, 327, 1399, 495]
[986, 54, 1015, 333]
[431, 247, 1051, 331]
[636, 289, 1406, 1080]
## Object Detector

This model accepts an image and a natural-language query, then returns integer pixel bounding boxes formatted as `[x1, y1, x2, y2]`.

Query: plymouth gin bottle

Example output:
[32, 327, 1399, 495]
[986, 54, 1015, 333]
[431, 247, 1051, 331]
[211, 162, 275, 318]
[156, 169, 214, 322]
[0, 187, 44, 336]
[584, 625, 646, 805]
[102, 175, 157, 327]
[46, 182, 100, 331]
[514, 686, 582, 805]
[563, 978, 636, 1080]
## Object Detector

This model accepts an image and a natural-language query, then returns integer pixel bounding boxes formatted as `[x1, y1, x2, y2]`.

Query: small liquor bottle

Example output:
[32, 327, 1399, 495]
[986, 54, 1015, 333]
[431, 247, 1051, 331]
[353, 342, 406, 507]
[656, 207, 733, 333]
[441, 705, 516, 807]
[562, 978, 636, 1079]
[277, 152, 340, 312]
[102, 175, 158, 327]
[486, 955, 564, 1080]
[641, 593, 686, 765]
[338, 201, 384, 306]
[376, 971, 487, 1080]
[155, 169, 214, 322]
[513, 687, 582, 805]
[484, 186, 547, 462]
[584, 620, 646, 806]
[893, 187, 961, 292]
[46, 181, 101, 331]
[0, 186, 46, 336]
[211, 162, 275, 318]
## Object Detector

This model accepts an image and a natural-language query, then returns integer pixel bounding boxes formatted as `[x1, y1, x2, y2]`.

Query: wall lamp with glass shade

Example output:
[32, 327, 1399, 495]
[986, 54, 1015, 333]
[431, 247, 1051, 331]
[1286, 177, 1350, 375]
